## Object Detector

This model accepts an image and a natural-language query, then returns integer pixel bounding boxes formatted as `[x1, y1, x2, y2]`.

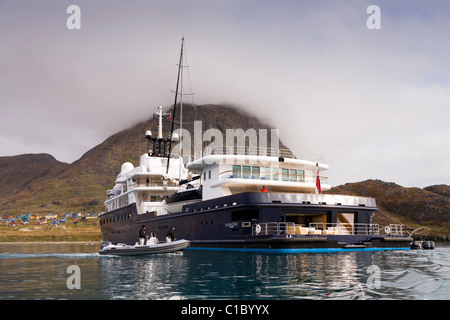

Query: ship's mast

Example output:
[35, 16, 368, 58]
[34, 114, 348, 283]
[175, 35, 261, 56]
[179, 43, 184, 180]
[145, 106, 171, 157]
[154, 105, 171, 139]
[166, 37, 184, 174]
[156, 106, 164, 139]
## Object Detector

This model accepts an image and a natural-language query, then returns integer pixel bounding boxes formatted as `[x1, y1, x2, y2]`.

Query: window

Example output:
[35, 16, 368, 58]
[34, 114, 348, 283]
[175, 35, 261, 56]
[290, 169, 297, 181]
[150, 195, 162, 202]
[251, 166, 260, 179]
[242, 166, 250, 179]
[272, 167, 278, 181]
[282, 168, 289, 181]
[208, 170, 211, 179]
[232, 165, 241, 178]
[231, 209, 259, 221]
[298, 170, 305, 182]
[204, 171, 207, 180]
[265, 167, 271, 180]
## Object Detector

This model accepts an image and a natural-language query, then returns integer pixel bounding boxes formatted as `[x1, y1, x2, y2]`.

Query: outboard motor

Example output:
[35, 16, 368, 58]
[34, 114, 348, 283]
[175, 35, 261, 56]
[410, 241, 421, 250]
[422, 241, 435, 250]
[101, 241, 112, 249]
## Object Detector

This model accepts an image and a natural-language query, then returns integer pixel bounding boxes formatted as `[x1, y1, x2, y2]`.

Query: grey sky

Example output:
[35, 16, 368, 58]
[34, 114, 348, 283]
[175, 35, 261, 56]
[0, 0, 449, 188]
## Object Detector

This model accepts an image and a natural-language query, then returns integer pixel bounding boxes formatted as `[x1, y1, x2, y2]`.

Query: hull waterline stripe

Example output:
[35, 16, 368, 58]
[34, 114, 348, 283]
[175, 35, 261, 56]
[187, 247, 411, 253]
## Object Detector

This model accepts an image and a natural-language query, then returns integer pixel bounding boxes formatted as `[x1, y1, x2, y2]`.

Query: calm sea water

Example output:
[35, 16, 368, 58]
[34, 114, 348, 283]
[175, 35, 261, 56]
[1, 242, 449, 300]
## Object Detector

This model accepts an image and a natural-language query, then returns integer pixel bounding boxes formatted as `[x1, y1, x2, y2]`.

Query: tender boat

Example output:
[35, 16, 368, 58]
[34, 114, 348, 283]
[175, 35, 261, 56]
[99, 237, 190, 256]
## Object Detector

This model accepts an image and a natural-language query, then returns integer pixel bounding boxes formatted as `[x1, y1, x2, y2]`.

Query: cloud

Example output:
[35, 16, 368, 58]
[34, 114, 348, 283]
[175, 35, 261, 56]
[0, 0, 449, 188]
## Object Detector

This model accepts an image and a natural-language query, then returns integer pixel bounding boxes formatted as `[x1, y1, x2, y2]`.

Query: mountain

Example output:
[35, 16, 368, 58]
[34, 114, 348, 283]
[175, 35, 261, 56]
[0, 104, 285, 216]
[326, 180, 450, 238]
[0, 153, 69, 197]
[424, 185, 450, 198]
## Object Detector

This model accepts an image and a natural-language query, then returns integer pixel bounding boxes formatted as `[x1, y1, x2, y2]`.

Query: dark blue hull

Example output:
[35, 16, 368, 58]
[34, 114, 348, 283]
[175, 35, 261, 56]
[99, 192, 412, 250]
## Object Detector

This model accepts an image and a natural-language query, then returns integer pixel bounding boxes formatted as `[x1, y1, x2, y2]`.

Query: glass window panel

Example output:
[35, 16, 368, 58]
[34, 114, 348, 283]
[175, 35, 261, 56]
[290, 169, 297, 181]
[272, 167, 278, 181]
[265, 167, 271, 180]
[232, 165, 241, 178]
[282, 168, 289, 181]
[252, 166, 260, 178]
[298, 170, 305, 182]
[242, 166, 250, 179]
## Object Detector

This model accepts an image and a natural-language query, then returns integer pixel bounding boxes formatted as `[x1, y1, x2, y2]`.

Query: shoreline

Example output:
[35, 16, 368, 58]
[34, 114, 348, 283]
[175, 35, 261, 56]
[0, 241, 101, 244]
[0, 219, 102, 242]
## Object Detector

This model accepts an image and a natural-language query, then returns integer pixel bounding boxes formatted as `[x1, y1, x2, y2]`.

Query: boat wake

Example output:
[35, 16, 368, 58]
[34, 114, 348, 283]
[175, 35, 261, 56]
[367, 248, 450, 299]
[0, 252, 100, 259]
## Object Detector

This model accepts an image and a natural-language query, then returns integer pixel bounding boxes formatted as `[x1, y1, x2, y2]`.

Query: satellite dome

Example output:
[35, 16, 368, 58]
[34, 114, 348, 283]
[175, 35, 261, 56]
[120, 162, 134, 174]
[171, 132, 179, 142]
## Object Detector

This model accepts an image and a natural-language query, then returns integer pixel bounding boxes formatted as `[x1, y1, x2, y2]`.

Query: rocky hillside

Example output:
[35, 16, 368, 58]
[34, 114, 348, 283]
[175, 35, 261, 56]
[327, 180, 450, 238]
[0, 153, 69, 197]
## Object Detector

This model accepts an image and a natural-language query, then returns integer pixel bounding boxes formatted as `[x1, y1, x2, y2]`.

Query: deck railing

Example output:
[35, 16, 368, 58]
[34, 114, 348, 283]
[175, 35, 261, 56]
[218, 169, 328, 185]
[382, 224, 404, 236]
[308, 223, 380, 235]
[252, 222, 297, 236]
[252, 222, 389, 236]
[193, 146, 325, 163]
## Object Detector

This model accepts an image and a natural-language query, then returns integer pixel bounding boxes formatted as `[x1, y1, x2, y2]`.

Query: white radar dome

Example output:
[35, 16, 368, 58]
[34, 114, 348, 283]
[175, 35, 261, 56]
[120, 162, 134, 174]
[171, 132, 179, 142]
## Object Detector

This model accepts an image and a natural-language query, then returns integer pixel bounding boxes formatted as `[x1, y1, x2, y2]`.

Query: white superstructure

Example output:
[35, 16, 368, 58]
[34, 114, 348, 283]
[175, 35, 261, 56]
[187, 150, 331, 201]
[104, 155, 188, 215]
[104, 105, 190, 216]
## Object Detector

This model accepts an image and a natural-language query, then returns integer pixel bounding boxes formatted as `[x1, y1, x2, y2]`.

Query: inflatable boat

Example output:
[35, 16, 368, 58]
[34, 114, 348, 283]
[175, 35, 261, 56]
[99, 237, 190, 256]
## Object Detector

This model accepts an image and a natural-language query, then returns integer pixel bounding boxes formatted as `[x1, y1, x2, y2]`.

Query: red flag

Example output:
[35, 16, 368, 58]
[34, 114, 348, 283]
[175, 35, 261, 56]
[316, 164, 322, 194]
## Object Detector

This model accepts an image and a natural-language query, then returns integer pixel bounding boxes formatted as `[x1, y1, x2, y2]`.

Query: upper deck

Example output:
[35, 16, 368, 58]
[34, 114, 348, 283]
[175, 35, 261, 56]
[104, 153, 189, 214]
[186, 147, 331, 201]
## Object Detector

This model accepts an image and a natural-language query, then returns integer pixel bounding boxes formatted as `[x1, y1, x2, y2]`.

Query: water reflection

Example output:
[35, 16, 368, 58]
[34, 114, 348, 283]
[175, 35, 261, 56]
[2, 243, 450, 300]
[249, 252, 370, 299]
[98, 251, 375, 299]
[100, 254, 190, 299]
